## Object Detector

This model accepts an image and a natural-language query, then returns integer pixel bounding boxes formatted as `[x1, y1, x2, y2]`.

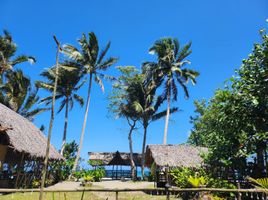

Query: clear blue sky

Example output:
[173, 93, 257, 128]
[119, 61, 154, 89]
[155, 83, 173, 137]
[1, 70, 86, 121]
[1, 0, 267, 163]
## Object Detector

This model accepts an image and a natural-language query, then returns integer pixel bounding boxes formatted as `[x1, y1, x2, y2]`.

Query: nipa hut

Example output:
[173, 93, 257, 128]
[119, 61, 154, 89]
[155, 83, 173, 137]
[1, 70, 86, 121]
[0, 103, 63, 188]
[89, 151, 142, 179]
[145, 144, 208, 187]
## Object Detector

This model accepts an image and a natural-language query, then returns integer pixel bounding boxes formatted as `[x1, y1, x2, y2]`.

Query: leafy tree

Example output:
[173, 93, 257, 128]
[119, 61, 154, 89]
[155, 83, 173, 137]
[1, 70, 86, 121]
[0, 30, 35, 78]
[36, 64, 85, 154]
[108, 66, 142, 180]
[188, 30, 268, 178]
[0, 70, 47, 120]
[144, 38, 199, 144]
[63, 32, 118, 176]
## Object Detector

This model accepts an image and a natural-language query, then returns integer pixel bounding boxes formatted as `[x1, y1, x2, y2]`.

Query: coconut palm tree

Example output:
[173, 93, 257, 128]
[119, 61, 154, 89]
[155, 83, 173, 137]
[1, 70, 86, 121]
[63, 32, 118, 175]
[127, 75, 178, 179]
[39, 35, 61, 200]
[0, 70, 47, 120]
[36, 64, 85, 154]
[145, 38, 199, 144]
[0, 30, 35, 78]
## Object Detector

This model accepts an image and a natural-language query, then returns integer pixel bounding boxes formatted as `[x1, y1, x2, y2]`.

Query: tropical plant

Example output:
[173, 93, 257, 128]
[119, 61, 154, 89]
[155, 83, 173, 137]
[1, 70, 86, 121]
[144, 38, 199, 144]
[127, 72, 178, 179]
[37, 64, 84, 154]
[108, 66, 142, 181]
[63, 32, 118, 177]
[246, 176, 268, 189]
[188, 174, 206, 188]
[188, 29, 268, 178]
[0, 70, 47, 120]
[50, 141, 79, 181]
[0, 30, 35, 78]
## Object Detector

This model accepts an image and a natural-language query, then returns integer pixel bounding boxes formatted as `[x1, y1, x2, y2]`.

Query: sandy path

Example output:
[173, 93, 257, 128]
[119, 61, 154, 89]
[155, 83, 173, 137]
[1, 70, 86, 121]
[92, 180, 154, 189]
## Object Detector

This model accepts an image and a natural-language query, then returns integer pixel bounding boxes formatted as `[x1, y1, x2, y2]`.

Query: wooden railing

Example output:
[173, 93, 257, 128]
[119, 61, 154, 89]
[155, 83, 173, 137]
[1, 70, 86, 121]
[0, 187, 267, 200]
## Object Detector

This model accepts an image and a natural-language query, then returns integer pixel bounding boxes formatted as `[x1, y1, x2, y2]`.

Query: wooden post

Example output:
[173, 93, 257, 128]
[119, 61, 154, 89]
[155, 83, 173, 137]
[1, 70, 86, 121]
[115, 191, 119, 200]
[237, 182, 241, 200]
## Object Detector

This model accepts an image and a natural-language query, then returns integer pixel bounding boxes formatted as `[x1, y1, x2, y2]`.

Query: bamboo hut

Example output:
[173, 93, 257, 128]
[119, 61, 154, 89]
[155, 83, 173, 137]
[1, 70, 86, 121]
[89, 151, 142, 179]
[0, 103, 63, 188]
[145, 144, 208, 187]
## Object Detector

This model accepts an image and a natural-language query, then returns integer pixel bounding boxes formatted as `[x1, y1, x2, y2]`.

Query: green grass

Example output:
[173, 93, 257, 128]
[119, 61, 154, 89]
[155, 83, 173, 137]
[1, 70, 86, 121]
[0, 191, 178, 200]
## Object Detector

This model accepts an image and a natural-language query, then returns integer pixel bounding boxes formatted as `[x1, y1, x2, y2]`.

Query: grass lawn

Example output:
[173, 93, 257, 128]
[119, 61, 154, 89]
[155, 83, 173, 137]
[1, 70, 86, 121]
[0, 191, 178, 200]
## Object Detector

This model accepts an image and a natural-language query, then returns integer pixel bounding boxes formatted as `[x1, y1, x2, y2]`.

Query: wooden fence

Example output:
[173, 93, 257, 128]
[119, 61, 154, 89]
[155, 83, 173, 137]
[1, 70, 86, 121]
[0, 187, 267, 200]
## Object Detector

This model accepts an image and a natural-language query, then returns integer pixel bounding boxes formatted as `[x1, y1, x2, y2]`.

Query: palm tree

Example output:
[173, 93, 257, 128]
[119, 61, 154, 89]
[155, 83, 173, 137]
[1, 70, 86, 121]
[108, 66, 142, 180]
[146, 38, 199, 144]
[39, 35, 61, 200]
[63, 32, 118, 175]
[36, 64, 85, 154]
[0, 70, 47, 120]
[0, 30, 35, 78]
[128, 75, 178, 179]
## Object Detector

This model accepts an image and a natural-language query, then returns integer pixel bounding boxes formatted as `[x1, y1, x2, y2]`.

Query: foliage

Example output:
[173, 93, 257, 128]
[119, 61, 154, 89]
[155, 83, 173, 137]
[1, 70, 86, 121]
[88, 160, 103, 167]
[0, 70, 47, 120]
[169, 167, 199, 188]
[50, 141, 79, 181]
[144, 37, 199, 144]
[188, 174, 206, 188]
[63, 32, 118, 174]
[0, 30, 35, 76]
[73, 168, 105, 182]
[188, 29, 268, 178]
[246, 176, 268, 189]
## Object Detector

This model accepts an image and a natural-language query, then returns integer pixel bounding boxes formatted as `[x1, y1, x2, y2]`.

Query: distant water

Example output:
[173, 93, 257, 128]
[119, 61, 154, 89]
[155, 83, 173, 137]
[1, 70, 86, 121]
[137, 169, 150, 177]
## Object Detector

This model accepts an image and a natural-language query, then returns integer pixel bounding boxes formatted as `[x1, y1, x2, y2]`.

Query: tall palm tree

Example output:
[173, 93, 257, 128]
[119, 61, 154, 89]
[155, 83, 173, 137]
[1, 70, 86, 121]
[0, 70, 47, 120]
[39, 35, 61, 200]
[0, 30, 35, 78]
[63, 32, 118, 175]
[146, 38, 199, 144]
[36, 64, 85, 154]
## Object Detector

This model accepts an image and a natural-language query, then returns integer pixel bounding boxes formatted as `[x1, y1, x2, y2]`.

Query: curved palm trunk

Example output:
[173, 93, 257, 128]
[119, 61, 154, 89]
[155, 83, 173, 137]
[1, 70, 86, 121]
[163, 88, 170, 145]
[39, 37, 60, 200]
[69, 73, 93, 178]
[127, 119, 137, 181]
[60, 97, 69, 155]
[141, 122, 148, 180]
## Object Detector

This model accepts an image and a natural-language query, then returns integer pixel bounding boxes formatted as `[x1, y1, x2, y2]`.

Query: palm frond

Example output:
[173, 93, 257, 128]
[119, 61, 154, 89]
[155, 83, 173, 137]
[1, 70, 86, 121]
[152, 107, 179, 121]
[73, 94, 84, 107]
[94, 75, 104, 92]
[97, 41, 111, 64]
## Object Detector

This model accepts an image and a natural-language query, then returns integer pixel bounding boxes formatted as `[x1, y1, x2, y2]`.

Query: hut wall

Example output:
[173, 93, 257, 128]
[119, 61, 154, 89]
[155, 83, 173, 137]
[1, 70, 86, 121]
[0, 144, 7, 169]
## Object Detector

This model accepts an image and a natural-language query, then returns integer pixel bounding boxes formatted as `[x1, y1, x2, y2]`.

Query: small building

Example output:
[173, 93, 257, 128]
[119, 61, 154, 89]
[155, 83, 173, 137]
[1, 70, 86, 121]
[0, 103, 63, 188]
[145, 144, 208, 187]
[89, 151, 142, 179]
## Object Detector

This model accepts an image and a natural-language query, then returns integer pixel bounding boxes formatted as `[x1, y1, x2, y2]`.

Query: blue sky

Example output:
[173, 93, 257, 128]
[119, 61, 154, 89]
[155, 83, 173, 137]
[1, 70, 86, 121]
[1, 0, 267, 163]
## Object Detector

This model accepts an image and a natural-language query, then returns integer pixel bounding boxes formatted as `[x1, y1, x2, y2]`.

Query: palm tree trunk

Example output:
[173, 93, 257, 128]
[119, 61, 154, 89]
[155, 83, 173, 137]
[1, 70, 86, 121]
[69, 73, 93, 179]
[141, 122, 148, 180]
[127, 118, 136, 181]
[163, 88, 170, 145]
[39, 36, 60, 200]
[60, 97, 69, 155]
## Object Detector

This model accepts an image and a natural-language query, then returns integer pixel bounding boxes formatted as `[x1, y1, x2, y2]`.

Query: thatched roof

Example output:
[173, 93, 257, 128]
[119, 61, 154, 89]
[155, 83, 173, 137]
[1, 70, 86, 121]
[89, 151, 142, 166]
[145, 144, 208, 168]
[0, 103, 63, 160]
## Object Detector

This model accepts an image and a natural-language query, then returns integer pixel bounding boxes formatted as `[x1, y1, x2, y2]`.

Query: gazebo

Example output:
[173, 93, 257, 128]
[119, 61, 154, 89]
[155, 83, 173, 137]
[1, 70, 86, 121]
[0, 103, 63, 188]
[89, 151, 142, 179]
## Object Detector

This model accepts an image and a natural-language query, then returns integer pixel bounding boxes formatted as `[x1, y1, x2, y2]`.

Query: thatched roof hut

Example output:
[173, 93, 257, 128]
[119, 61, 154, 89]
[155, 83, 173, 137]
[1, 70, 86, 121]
[0, 103, 63, 162]
[89, 151, 142, 166]
[145, 144, 208, 168]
